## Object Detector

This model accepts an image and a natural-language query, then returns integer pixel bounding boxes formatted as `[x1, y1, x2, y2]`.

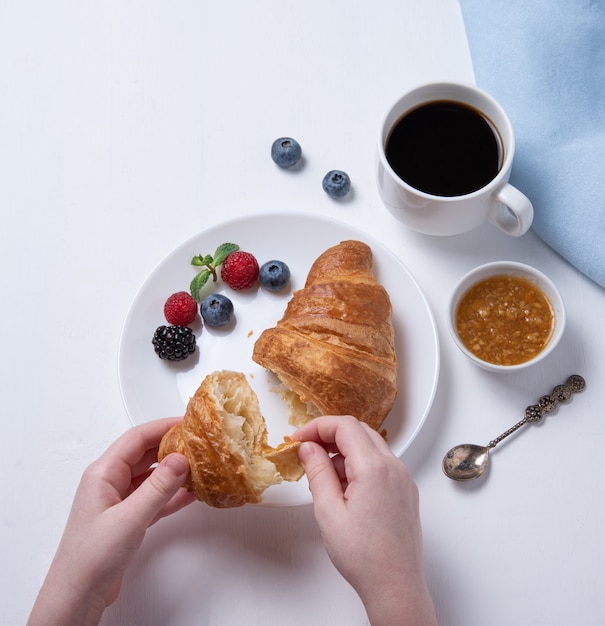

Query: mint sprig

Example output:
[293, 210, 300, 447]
[190, 242, 239, 302]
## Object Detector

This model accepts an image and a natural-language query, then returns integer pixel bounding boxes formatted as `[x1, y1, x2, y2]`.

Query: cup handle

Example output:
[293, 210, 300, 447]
[489, 183, 534, 237]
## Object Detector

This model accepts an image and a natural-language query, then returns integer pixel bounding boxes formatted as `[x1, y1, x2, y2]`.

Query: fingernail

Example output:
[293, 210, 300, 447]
[297, 441, 315, 463]
[161, 453, 189, 477]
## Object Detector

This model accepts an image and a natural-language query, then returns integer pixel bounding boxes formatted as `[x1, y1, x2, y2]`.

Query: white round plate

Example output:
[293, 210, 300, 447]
[118, 212, 440, 506]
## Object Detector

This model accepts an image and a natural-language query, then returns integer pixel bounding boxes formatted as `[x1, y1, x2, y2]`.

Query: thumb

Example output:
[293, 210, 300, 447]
[125, 453, 190, 527]
[299, 442, 344, 510]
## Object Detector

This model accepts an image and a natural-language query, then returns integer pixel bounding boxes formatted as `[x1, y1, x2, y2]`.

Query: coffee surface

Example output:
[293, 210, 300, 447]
[385, 100, 501, 197]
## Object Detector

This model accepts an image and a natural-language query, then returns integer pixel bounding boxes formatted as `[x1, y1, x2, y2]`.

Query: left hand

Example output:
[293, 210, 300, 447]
[28, 417, 195, 626]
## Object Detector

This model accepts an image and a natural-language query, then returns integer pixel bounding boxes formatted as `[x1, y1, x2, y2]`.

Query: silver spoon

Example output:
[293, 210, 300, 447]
[442, 375, 586, 481]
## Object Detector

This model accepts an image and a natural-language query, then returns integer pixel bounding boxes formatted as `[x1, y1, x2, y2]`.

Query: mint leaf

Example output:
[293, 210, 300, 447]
[189, 242, 240, 301]
[213, 243, 239, 266]
[190, 270, 211, 302]
[191, 254, 213, 267]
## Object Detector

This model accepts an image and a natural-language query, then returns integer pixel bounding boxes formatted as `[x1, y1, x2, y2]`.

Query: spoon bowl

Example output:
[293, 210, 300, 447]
[442, 444, 490, 481]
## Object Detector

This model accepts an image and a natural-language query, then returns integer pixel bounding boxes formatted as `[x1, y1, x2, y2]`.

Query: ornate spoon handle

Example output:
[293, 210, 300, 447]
[487, 374, 586, 450]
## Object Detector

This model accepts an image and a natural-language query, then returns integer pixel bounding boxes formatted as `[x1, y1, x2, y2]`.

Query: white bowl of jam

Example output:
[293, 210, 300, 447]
[448, 261, 565, 372]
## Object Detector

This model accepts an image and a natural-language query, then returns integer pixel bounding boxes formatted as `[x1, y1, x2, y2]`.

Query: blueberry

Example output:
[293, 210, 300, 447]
[259, 260, 291, 291]
[322, 170, 351, 199]
[200, 293, 234, 327]
[271, 137, 302, 168]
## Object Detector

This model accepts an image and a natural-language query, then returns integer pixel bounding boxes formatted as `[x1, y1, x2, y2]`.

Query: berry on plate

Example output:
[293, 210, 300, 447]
[271, 137, 302, 168]
[152, 325, 197, 361]
[201, 293, 234, 327]
[190, 242, 240, 302]
[163, 291, 198, 326]
[221, 251, 259, 290]
[322, 169, 351, 199]
[259, 260, 291, 291]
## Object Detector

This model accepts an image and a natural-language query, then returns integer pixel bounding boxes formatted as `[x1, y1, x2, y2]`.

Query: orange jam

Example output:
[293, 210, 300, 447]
[455, 274, 554, 366]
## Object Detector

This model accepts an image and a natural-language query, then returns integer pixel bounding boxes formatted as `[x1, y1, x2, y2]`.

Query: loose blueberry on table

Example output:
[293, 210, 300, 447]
[271, 137, 302, 168]
[322, 169, 351, 199]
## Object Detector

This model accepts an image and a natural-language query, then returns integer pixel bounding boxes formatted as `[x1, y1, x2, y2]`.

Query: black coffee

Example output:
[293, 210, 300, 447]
[385, 100, 501, 197]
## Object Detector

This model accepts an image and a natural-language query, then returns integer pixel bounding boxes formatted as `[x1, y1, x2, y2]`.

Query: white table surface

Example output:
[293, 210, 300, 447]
[2, 1, 604, 625]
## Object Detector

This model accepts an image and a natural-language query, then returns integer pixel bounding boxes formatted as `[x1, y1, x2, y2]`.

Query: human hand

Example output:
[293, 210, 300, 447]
[28, 417, 196, 626]
[292, 415, 437, 626]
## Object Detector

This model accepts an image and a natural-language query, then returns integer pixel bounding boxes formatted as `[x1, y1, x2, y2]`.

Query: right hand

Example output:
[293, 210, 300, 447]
[293, 415, 437, 626]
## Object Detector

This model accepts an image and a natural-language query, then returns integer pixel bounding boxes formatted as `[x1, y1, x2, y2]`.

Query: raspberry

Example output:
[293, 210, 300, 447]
[164, 291, 198, 326]
[221, 251, 259, 290]
[152, 325, 196, 361]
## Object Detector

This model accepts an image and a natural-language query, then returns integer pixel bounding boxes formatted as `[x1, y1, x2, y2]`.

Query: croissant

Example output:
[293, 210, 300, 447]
[252, 240, 398, 431]
[158, 370, 303, 508]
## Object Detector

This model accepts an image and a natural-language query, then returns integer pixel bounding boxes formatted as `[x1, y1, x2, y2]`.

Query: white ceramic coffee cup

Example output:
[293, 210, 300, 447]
[377, 81, 533, 236]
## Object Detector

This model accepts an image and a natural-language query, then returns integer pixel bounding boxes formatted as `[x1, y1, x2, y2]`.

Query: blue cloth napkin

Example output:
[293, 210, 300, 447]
[459, 0, 605, 288]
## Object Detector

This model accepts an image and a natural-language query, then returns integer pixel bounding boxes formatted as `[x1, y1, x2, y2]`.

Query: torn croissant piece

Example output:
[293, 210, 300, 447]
[252, 240, 398, 431]
[158, 370, 303, 508]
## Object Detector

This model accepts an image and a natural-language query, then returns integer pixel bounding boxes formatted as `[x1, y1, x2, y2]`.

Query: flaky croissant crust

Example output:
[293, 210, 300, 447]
[252, 240, 398, 431]
[158, 371, 302, 508]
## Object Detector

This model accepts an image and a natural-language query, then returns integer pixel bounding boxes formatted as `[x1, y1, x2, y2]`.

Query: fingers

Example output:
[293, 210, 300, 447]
[152, 486, 197, 524]
[103, 417, 184, 468]
[119, 453, 191, 528]
[293, 415, 393, 460]
[130, 449, 163, 481]
[298, 442, 346, 512]
[358, 421, 394, 456]
[293, 414, 361, 446]
[93, 418, 184, 496]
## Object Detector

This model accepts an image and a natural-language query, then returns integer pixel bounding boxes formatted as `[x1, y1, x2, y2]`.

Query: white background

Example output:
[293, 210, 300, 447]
[2, 1, 604, 624]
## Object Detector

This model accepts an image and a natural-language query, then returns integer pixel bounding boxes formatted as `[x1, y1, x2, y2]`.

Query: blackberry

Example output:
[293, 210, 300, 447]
[152, 325, 196, 361]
